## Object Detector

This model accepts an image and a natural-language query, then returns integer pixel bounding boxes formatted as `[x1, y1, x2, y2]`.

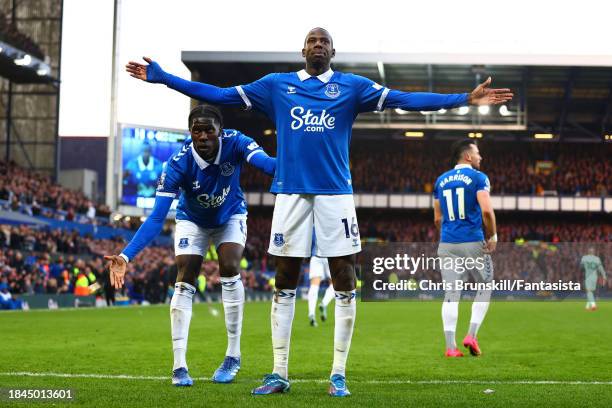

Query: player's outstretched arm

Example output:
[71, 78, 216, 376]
[125, 57, 243, 106]
[246, 150, 276, 176]
[382, 77, 512, 112]
[467, 77, 513, 106]
[238, 135, 276, 176]
[105, 194, 174, 288]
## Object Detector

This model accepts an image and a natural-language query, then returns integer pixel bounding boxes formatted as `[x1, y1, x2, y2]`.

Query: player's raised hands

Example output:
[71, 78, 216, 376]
[125, 57, 167, 83]
[468, 77, 513, 106]
[104, 255, 127, 289]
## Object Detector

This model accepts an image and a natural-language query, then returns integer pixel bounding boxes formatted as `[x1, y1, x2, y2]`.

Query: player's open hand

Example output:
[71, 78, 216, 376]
[104, 255, 127, 289]
[468, 77, 513, 106]
[125, 57, 167, 83]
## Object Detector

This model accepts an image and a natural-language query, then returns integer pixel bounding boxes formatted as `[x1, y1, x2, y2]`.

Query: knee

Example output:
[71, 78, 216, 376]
[274, 257, 301, 289]
[331, 264, 356, 291]
[219, 258, 240, 278]
[175, 257, 200, 287]
[274, 271, 298, 290]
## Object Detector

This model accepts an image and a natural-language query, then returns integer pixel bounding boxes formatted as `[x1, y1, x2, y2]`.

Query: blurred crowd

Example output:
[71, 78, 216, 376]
[0, 223, 271, 307]
[0, 160, 112, 224]
[357, 212, 612, 243]
[242, 140, 612, 196]
[1, 137, 610, 309]
[386, 241, 611, 292]
[0, 12, 44, 60]
[1, 206, 610, 308]
[2, 138, 611, 236]
[2, 212, 609, 308]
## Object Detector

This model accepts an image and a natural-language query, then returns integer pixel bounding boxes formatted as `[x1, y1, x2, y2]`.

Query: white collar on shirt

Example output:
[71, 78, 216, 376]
[191, 137, 222, 170]
[296, 68, 334, 83]
[454, 164, 473, 169]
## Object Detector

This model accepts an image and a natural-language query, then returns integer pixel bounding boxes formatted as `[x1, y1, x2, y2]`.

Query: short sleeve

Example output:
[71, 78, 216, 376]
[156, 148, 186, 198]
[234, 132, 264, 163]
[235, 73, 277, 115]
[350, 74, 389, 114]
[477, 173, 491, 193]
[432, 178, 440, 199]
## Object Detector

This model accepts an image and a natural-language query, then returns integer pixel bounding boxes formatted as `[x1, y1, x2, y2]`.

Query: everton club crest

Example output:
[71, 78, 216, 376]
[324, 83, 341, 99]
[221, 162, 235, 176]
[273, 233, 285, 247]
[178, 238, 189, 249]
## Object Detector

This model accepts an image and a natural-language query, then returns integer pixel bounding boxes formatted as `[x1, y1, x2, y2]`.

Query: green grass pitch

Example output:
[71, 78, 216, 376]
[1, 300, 611, 407]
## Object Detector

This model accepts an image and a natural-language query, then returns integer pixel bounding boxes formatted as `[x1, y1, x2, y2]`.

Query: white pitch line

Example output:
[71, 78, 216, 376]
[1, 372, 611, 385]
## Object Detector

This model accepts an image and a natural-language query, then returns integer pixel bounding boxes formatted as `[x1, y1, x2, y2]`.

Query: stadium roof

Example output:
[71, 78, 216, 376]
[182, 51, 612, 143]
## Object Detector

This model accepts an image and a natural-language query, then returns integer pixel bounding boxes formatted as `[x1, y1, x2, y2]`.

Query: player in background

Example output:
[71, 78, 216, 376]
[105, 105, 275, 386]
[308, 231, 335, 327]
[126, 27, 512, 397]
[123, 141, 164, 198]
[433, 139, 496, 358]
[580, 247, 607, 311]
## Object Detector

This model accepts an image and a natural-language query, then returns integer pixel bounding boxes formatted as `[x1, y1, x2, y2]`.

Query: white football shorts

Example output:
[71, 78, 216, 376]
[174, 215, 247, 256]
[268, 194, 361, 258]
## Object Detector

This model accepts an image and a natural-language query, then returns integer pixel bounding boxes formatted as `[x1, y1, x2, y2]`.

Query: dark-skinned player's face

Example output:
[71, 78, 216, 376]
[302, 29, 335, 66]
[190, 117, 220, 161]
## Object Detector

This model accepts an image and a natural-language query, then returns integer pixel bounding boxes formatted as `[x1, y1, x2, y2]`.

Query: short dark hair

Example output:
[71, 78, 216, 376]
[304, 27, 333, 47]
[451, 139, 477, 165]
[188, 104, 223, 129]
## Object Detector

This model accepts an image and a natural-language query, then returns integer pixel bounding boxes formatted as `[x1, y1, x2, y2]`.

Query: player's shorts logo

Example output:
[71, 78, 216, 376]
[325, 83, 341, 98]
[273, 233, 285, 247]
[221, 162, 235, 176]
[178, 238, 189, 249]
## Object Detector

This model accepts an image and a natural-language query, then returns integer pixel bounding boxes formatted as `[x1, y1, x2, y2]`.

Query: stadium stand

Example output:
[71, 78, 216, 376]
[0, 160, 111, 224]
[3, 139, 610, 233]
[0, 143, 609, 306]
[241, 140, 612, 196]
[2, 207, 610, 303]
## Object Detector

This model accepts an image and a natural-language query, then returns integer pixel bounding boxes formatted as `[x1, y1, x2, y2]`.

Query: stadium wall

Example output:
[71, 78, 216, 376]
[244, 192, 612, 213]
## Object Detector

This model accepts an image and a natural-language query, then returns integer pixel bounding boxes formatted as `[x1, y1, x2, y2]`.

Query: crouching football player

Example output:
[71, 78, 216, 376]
[105, 104, 275, 386]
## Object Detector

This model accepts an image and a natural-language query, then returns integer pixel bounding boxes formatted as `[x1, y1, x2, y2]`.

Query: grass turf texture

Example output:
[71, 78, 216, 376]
[1, 301, 611, 407]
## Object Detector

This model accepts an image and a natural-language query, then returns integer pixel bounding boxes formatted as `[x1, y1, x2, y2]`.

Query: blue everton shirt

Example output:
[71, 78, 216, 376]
[237, 69, 398, 194]
[433, 164, 491, 243]
[157, 129, 263, 228]
[158, 63, 468, 195]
